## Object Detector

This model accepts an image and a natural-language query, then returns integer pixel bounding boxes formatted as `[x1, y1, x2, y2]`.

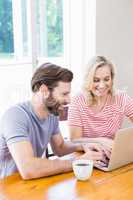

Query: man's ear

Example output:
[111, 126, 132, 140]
[39, 84, 50, 98]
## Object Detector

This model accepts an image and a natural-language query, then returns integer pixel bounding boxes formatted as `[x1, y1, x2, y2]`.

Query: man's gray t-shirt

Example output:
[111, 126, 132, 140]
[0, 101, 60, 178]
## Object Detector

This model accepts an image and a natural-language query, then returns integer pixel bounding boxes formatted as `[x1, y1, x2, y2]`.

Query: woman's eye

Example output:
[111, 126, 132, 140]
[94, 79, 100, 83]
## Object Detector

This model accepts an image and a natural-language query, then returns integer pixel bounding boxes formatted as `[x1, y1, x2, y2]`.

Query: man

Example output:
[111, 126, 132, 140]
[0, 63, 103, 180]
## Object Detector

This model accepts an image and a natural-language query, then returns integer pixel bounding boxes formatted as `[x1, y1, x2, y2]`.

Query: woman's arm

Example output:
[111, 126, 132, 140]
[69, 125, 83, 141]
[69, 125, 112, 145]
[129, 116, 133, 123]
[69, 125, 113, 159]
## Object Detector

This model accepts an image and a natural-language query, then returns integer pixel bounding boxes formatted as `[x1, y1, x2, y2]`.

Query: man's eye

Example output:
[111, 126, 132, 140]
[104, 78, 110, 81]
[62, 93, 68, 96]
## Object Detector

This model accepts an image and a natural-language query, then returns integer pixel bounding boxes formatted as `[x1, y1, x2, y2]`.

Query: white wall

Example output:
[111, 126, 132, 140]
[0, 64, 32, 117]
[96, 0, 133, 97]
[66, 0, 96, 94]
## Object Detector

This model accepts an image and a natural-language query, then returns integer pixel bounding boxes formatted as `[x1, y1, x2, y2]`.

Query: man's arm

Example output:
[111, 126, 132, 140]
[9, 139, 103, 180]
[50, 133, 104, 161]
[50, 133, 83, 156]
[8, 140, 72, 180]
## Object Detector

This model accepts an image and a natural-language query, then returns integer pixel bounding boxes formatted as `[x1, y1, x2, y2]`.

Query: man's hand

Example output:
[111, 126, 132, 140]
[79, 150, 103, 164]
[68, 137, 113, 165]
[81, 142, 112, 165]
[78, 143, 104, 164]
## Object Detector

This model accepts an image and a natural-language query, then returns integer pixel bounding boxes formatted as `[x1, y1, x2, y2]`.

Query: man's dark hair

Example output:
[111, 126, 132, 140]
[31, 63, 73, 92]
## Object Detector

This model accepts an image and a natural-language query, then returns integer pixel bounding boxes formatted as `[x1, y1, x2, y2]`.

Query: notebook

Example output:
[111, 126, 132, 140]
[95, 127, 133, 171]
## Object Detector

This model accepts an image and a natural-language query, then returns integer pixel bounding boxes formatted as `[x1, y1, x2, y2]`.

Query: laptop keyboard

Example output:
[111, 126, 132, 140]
[95, 154, 110, 168]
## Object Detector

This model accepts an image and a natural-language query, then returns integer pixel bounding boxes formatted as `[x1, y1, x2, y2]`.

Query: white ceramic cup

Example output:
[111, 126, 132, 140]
[72, 159, 93, 181]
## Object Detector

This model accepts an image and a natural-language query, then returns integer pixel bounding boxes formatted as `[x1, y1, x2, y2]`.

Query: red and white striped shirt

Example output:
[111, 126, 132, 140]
[68, 91, 133, 139]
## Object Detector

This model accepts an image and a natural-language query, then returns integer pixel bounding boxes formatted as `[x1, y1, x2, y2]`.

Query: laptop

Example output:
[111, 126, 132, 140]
[95, 127, 133, 171]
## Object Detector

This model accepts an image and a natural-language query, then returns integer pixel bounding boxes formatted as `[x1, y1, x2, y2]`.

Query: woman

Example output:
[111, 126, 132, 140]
[68, 56, 133, 155]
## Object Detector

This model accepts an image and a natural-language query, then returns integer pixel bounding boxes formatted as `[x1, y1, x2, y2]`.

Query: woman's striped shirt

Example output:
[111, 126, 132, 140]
[68, 91, 133, 139]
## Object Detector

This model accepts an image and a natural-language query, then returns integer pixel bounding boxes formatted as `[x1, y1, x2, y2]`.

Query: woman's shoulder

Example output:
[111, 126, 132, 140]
[114, 90, 132, 105]
[115, 89, 128, 98]
[72, 92, 85, 101]
[70, 92, 87, 107]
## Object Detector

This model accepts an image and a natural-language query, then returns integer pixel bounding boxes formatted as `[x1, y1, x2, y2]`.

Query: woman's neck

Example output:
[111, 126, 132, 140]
[90, 94, 109, 113]
[94, 95, 108, 106]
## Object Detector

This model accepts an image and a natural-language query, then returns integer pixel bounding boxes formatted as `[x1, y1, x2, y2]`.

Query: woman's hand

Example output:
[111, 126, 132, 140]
[98, 137, 113, 149]
[71, 137, 114, 164]
[81, 141, 112, 164]
[82, 143, 103, 153]
[96, 137, 113, 159]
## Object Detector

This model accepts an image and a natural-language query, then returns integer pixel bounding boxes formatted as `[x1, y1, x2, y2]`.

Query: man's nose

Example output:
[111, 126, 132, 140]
[65, 95, 71, 104]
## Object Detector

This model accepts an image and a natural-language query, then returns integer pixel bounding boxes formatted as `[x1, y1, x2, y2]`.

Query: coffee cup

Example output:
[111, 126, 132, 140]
[72, 159, 93, 181]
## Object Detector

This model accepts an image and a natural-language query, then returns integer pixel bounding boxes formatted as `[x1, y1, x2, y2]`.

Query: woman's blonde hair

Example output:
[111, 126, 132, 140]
[83, 56, 115, 105]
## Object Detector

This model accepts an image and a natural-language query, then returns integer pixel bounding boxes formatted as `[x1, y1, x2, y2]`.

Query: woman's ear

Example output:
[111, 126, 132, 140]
[39, 84, 50, 98]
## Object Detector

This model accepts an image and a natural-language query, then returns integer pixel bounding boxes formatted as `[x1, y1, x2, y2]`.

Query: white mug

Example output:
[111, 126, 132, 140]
[72, 159, 93, 181]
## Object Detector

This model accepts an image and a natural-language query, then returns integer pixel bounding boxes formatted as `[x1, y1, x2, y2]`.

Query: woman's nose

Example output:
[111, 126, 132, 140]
[99, 81, 105, 88]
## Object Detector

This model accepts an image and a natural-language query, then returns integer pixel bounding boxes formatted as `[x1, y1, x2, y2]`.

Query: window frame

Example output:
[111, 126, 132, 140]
[0, 0, 96, 75]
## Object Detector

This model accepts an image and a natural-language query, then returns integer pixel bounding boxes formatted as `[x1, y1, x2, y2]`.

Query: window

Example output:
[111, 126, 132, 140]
[0, 0, 65, 118]
[36, 0, 63, 57]
[0, 0, 96, 120]
[0, 0, 64, 64]
[0, 0, 14, 59]
[0, 0, 95, 66]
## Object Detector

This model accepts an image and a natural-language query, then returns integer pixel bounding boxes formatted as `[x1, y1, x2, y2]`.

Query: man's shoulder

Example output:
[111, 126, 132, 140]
[1, 101, 30, 121]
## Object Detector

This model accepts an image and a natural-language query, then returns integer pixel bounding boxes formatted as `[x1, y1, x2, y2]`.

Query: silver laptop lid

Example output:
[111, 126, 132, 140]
[108, 127, 133, 170]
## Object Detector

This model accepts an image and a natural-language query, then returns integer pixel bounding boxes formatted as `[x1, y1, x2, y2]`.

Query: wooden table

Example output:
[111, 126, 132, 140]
[0, 164, 133, 200]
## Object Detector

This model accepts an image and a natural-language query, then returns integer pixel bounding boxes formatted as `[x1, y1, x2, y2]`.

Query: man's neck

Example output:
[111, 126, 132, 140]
[31, 96, 49, 120]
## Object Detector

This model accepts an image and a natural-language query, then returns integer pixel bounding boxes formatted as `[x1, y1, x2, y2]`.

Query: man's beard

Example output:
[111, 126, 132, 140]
[44, 93, 65, 116]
